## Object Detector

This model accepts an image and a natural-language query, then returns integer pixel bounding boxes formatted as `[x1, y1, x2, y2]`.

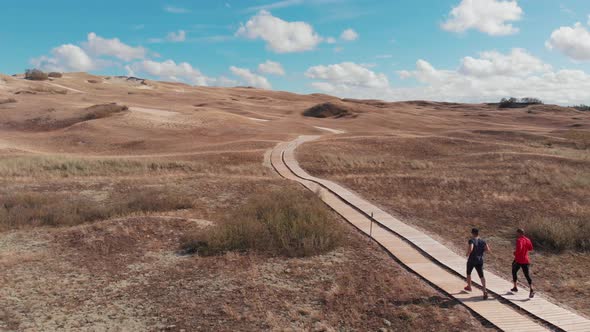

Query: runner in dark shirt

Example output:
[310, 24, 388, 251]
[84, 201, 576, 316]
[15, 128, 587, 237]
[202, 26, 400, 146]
[464, 228, 491, 300]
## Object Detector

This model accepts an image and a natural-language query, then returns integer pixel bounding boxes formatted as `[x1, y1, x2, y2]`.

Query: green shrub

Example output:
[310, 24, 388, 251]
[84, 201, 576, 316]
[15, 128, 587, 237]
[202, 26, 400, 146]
[25, 69, 48, 81]
[499, 97, 543, 109]
[48, 72, 63, 78]
[181, 188, 343, 257]
[527, 216, 590, 252]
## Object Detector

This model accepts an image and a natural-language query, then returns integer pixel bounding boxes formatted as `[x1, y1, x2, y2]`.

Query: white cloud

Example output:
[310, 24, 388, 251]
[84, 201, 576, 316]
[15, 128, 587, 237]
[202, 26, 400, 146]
[326, 37, 337, 44]
[164, 6, 190, 14]
[397, 58, 590, 104]
[83, 32, 146, 61]
[31, 44, 96, 72]
[305, 62, 390, 89]
[307, 50, 590, 105]
[459, 48, 551, 77]
[130, 59, 210, 85]
[546, 23, 590, 61]
[230, 66, 272, 89]
[167, 30, 186, 42]
[236, 10, 322, 53]
[258, 60, 285, 75]
[441, 0, 523, 36]
[340, 28, 358, 41]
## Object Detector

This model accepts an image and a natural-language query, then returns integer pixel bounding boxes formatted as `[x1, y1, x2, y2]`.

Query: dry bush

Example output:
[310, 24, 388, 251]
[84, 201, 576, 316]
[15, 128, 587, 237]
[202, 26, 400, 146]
[527, 217, 590, 252]
[573, 105, 590, 112]
[181, 188, 343, 257]
[0, 187, 193, 230]
[0, 98, 17, 104]
[48, 72, 62, 78]
[83, 103, 129, 120]
[565, 130, 590, 150]
[19, 85, 67, 95]
[24, 69, 48, 81]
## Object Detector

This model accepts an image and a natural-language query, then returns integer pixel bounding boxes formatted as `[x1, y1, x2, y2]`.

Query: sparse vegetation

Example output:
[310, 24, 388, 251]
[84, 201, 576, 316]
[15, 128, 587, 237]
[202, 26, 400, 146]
[303, 102, 355, 118]
[16, 85, 67, 95]
[24, 69, 49, 81]
[299, 131, 590, 315]
[499, 97, 543, 109]
[0, 155, 203, 177]
[82, 103, 129, 120]
[181, 188, 343, 257]
[573, 104, 590, 112]
[0, 187, 193, 230]
[48, 72, 62, 78]
[527, 217, 590, 252]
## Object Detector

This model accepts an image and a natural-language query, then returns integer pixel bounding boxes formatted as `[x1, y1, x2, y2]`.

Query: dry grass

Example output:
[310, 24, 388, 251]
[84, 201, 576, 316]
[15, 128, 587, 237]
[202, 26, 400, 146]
[527, 216, 590, 252]
[48, 72, 62, 78]
[299, 131, 590, 315]
[0, 187, 193, 231]
[16, 85, 67, 95]
[182, 188, 343, 257]
[0, 156, 194, 177]
[82, 103, 128, 120]
[564, 130, 590, 150]
[0, 154, 269, 178]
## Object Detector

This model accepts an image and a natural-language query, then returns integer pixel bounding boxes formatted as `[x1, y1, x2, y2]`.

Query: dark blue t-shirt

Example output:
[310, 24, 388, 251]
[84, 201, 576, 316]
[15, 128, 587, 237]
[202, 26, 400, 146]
[468, 238, 486, 265]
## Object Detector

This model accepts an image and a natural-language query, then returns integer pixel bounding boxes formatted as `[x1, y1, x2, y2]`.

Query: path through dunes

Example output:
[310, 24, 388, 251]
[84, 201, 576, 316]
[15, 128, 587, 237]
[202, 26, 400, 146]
[271, 135, 590, 332]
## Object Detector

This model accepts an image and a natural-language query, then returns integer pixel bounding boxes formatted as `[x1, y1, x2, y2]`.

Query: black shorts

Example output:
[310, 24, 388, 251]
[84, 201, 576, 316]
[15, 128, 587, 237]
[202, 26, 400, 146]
[467, 261, 484, 278]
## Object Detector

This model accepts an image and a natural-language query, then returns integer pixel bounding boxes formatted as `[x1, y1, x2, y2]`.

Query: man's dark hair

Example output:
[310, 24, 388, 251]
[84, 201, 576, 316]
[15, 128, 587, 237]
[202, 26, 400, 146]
[517, 228, 525, 235]
[471, 228, 479, 236]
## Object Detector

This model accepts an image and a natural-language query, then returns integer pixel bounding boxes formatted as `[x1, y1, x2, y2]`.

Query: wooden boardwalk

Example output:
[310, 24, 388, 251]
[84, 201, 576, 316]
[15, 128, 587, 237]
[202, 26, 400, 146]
[271, 136, 590, 332]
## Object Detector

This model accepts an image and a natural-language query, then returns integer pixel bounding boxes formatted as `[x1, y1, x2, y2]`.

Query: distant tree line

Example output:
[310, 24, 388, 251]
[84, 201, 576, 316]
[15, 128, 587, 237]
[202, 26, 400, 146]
[499, 97, 544, 109]
[573, 105, 590, 112]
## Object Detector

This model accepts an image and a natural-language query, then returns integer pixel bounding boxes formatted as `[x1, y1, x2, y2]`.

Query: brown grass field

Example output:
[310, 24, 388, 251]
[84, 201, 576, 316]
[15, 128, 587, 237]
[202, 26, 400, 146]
[298, 106, 590, 317]
[1, 71, 589, 330]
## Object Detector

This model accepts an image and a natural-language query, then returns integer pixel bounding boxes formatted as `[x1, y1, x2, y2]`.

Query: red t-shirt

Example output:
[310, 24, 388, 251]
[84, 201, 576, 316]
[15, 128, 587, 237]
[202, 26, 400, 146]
[514, 235, 533, 264]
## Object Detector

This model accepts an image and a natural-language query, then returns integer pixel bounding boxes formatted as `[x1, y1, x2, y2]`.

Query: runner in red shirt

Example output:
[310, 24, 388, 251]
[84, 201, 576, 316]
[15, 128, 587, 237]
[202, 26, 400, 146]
[511, 228, 535, 298]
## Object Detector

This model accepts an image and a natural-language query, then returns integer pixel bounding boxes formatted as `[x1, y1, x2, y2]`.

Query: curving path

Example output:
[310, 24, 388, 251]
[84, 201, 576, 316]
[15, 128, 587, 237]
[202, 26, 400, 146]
[271, 135, 590, 332]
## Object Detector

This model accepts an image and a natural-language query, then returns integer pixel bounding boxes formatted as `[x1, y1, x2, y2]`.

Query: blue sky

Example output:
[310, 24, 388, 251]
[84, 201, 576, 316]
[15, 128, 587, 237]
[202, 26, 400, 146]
[2, 0, 590, 104]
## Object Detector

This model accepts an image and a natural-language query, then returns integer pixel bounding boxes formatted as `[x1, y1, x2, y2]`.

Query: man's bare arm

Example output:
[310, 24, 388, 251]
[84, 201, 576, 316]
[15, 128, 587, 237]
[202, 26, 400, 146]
[466, 243, 474, 257]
